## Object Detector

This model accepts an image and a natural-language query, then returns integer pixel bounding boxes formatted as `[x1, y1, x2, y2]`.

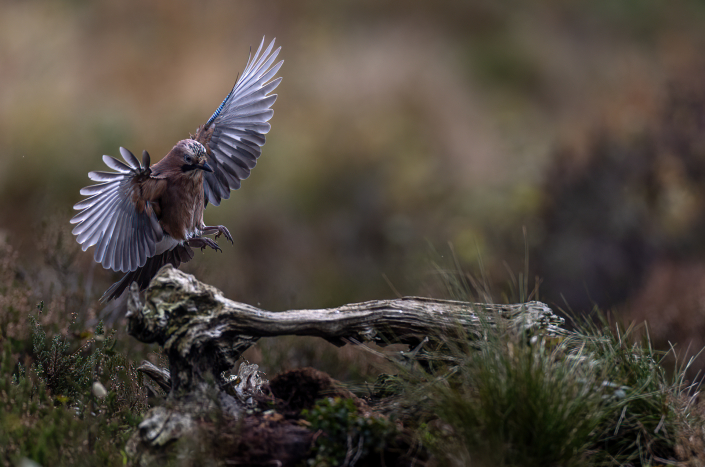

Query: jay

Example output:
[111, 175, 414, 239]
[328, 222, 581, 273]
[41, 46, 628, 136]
[70, 38, 282, 301]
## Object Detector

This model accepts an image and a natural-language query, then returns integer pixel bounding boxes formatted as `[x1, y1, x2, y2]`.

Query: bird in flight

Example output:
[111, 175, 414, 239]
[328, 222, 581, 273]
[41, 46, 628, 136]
[70, 37, 283, 302]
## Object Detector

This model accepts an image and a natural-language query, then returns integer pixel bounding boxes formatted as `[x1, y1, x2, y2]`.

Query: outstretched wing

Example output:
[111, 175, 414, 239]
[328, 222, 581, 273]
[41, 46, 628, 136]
[195, 36, 283, 206]
[70, 148, 164, 273]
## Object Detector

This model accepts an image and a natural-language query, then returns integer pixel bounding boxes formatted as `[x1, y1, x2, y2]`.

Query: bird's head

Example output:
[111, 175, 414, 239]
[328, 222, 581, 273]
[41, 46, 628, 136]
[176, 140, 213, 173]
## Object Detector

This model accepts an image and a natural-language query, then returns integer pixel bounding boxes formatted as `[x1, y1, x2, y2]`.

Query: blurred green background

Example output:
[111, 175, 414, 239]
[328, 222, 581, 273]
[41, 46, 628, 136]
[4, 0, 705, 371]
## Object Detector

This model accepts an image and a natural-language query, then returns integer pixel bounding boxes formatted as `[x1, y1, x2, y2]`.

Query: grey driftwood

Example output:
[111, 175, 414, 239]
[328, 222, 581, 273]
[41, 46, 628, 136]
[126, 265, 564, 394]
[125, 264, 565, 465]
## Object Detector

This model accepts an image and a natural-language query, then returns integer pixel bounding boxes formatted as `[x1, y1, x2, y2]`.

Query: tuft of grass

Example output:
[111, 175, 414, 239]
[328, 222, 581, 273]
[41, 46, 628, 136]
[413, 329, 609, 466]
[389, 252, 705, 466]
[392, 307, 705, 466]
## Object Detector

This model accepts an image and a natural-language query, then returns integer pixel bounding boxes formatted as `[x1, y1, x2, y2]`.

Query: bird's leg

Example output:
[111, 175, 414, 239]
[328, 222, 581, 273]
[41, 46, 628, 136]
[186, 237, 222, 253]
[201, 225, 233, 244]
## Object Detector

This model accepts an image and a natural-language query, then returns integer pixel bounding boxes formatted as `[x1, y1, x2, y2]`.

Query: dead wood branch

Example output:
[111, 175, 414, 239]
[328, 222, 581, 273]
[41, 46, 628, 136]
[127, 265, 565, 394]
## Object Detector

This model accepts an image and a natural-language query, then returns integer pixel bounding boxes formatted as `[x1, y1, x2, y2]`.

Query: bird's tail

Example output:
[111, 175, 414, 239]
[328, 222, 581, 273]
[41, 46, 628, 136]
[101, 244, 194, 302]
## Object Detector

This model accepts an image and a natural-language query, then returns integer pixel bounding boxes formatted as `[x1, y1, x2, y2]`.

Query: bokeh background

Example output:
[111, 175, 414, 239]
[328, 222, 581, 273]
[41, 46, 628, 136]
[4, 0, 705, 375]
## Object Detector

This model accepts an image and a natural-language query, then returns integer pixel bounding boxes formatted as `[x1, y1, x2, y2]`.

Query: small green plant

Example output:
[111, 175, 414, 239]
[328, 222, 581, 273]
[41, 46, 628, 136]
[30, 303, 104, 403]
[0, 306, 147, 466]
[302, 397, 398, 467]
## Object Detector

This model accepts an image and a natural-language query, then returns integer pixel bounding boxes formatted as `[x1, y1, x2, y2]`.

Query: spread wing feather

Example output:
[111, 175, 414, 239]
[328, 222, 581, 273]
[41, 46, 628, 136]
[70, 147, 163, 273]
[196, 36, 283, 206]
[102, 155, 133, 173]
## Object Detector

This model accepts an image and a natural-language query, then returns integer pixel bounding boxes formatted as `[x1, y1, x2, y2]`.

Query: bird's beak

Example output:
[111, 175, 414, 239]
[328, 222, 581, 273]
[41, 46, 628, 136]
[200, 161, 214, 172]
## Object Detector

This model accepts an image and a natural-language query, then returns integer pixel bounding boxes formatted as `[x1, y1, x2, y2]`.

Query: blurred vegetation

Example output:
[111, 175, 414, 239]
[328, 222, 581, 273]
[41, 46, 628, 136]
[5, 0, 705, 464]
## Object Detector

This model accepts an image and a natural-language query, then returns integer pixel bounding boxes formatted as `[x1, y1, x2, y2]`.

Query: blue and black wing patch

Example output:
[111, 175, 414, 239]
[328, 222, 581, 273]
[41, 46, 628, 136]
[197, 37, 283, 206]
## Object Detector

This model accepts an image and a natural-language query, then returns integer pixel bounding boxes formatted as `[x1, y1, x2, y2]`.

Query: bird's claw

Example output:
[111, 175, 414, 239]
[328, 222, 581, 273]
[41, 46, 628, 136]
[206, 225, 233, 244]
[204, 239, 222, 253]
[187, 237, 221, 252]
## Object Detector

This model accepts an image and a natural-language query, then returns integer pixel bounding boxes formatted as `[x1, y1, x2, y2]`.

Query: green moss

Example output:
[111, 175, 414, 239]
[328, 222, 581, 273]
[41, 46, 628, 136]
[302, 397, 398, 467]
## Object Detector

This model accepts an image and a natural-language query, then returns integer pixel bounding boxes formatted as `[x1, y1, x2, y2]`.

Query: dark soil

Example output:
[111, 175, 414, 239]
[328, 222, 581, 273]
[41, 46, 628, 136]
[263, 366, 366, 415]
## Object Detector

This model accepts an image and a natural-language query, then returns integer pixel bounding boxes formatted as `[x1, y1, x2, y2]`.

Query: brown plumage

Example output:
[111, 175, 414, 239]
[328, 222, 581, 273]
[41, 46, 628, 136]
[71, 38, 283, 301]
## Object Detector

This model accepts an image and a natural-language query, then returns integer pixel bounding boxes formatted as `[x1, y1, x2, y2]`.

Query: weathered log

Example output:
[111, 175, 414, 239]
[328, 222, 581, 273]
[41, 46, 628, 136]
[125, 265, 566, 465]
[127, 264, 565, 395]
